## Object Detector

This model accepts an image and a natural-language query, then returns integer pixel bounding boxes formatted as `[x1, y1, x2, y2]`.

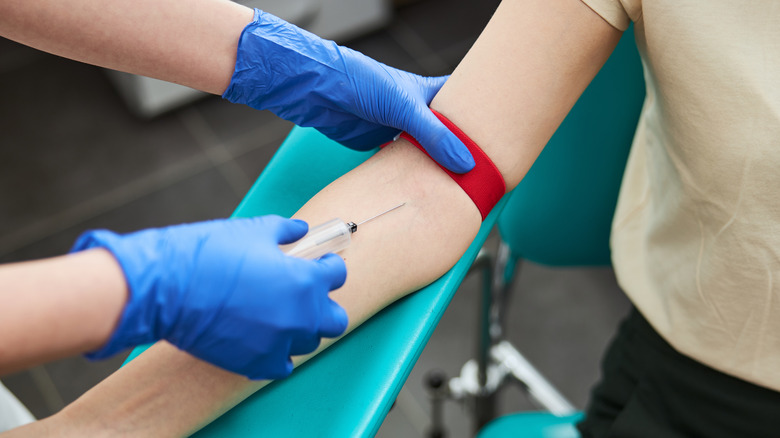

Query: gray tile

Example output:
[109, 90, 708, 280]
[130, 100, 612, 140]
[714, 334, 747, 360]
[215, 112, 293, 182]
[505, 263, 631, 408]
[379, 405, 424, 438]
[1, 167, 241, 263]
[42, 353, 129, 407]
[83, 166, 243, 228]
[395, 0, 501, 63]
[0, 53, 204, 249]
[190, 97, 288, 145]
[0, 38, 48, 75]
[346, 30, 426, 75]
[379, 20, 450, 76]
[1, 371, 52, 420]
[231, 131, 291, 185]
[434, 37, 481, 73]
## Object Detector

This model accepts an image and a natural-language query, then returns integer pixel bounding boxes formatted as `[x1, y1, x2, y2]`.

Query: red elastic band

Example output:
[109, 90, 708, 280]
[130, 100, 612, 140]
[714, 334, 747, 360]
[395, 109, 505, 220]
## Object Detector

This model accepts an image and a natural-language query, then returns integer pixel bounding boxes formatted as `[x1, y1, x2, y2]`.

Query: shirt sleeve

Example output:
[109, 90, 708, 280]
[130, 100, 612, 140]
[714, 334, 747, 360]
[580, 0, 632, 31]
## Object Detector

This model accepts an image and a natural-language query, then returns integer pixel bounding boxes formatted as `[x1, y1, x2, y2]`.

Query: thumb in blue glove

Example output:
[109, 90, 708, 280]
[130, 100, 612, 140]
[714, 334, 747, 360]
[223, 9, 475, 173]
[70, 215, 348, 380]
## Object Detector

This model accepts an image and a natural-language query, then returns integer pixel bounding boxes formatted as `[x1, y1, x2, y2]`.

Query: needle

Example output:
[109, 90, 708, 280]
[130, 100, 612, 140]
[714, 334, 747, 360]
[285, 202, 407, 259]
[355, 202, 406, 227]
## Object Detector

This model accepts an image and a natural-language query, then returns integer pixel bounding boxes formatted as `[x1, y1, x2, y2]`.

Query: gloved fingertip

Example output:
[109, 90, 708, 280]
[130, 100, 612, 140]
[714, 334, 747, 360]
[318, 253, 347, 289]
[331, 125, 399, 151]
[290, 335, 322, 356]
[414, 127, 475, 174]
[332, 303, 349, 334]
[291, 218, 309, 229]
[321, 301, 349, 338]
[445, 149, 476, 174]
[437, 128, 475, 173]
[250, 358, 293, 381]
[275, 217, 309, 245]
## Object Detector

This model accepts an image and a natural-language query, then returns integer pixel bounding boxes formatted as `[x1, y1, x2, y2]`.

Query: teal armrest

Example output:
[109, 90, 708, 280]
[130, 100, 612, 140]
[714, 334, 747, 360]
[124, 127, 508, 437]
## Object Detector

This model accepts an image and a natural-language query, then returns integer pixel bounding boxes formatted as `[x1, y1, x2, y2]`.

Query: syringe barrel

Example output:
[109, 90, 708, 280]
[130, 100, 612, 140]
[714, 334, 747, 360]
[283, 218, 352, 260]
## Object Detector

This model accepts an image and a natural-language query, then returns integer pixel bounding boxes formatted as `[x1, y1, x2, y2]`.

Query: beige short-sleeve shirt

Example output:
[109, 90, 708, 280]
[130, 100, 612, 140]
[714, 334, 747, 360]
[580, 0, 780, 391]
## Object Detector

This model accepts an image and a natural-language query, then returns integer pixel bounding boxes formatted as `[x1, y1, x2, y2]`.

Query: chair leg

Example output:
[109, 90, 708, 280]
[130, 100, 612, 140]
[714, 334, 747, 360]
[487, 240, 517, 349]
[424, 369, 449, 438]
[427, 242, 522, 434]
[473, 239, 577, 423]
[488, 242, 576, 415]
[425, 247, 497, 437]
[473, 240, 521, 430]
[475, 246, 499, 430]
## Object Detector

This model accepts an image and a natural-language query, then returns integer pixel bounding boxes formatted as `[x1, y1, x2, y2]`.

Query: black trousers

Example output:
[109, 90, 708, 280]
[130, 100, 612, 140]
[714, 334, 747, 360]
[577, 308, 780, 438]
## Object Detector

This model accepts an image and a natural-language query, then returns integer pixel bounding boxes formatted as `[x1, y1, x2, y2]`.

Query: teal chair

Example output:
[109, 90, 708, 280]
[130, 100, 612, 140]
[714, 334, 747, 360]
[460, 27, 644, 437]
[123, 126, 513, 436]
[124, 26, 643, 438]
[478, 412, 585, 438]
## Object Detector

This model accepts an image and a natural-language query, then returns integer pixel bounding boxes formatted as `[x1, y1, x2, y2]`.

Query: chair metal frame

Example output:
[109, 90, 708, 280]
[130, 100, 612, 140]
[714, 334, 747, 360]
[426, 244, 576, 437]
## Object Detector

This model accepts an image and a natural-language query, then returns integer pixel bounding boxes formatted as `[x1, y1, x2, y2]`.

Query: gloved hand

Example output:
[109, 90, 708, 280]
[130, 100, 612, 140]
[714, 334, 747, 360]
[223, 9, 475, 173]
[70, 216, 348, 380]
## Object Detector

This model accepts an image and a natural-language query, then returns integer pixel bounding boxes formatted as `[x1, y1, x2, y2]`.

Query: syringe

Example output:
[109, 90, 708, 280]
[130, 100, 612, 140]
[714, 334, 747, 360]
[284, 203, 406, 260]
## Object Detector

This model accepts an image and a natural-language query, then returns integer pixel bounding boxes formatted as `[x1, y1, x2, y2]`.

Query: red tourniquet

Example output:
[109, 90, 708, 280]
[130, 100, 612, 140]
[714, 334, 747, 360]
[393, 109, 506, 220]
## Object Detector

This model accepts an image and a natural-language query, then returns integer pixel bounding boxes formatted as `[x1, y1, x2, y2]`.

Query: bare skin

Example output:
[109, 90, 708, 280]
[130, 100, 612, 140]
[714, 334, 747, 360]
[0, 0, 252, 94]
[0, 250, 127, 375]
[0, 0, 621, 436]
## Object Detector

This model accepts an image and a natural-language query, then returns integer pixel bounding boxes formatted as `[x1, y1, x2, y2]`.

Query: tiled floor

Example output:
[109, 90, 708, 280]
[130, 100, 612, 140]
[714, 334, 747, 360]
[0, 0, 631, 435]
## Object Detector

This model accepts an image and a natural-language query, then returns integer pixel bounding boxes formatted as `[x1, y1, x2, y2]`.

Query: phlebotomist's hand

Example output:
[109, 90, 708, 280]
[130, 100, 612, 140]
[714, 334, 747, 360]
[70, 216, 348, 380]
[222, 9, 475, 174]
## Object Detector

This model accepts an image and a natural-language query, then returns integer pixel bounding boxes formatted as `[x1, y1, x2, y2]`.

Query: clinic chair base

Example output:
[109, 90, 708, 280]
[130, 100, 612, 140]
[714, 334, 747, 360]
[490, 341, 575, 416]
[425, 343, 575, 436]
[425, 241, 574, 436]
[448, 343, 575, 415]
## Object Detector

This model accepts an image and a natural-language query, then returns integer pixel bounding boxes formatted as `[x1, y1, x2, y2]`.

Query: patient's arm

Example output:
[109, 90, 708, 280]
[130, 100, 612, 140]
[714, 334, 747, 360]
[1, 0, 620, 436]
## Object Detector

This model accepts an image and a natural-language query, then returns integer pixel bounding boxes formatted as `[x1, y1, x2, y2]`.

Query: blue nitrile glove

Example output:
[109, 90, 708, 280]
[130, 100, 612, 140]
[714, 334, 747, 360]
[223, 9, 475, 173]
[70, 216, 348, 380]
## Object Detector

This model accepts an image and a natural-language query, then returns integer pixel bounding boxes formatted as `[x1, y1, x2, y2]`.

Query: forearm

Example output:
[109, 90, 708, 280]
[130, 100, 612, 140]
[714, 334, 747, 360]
[21, 1, 622, 436]
[0, 0, 252, 94]
[0, 249, 127, 375]
[27, 140, 479, 437]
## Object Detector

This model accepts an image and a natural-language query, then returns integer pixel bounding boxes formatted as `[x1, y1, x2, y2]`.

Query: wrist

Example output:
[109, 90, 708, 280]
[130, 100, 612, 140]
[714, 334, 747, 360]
[70, 248, 131, 353]
[70, 229, 169, 359]
[222, 8, 340, 110]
